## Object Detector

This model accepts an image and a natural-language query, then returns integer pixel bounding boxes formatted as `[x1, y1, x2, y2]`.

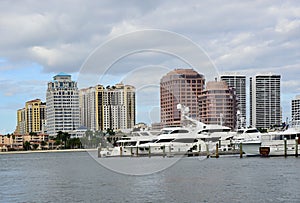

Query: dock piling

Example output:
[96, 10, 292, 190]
[239, 143, 243, 158]
[216, 143, 219, 158]
[206, 143, 210, 158]
[148, 145, 151, 158]
[284, 138, 287, 157]
[295, 137, 298, 157]
[98, 147, 101, 158]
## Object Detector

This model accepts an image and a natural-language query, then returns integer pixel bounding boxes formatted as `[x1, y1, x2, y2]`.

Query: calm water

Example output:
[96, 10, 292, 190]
[0, 152, 300, 203]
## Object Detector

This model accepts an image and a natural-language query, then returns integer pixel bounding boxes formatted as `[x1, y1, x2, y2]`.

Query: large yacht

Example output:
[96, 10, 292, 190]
[241, 121, 300, 156]
[137, 104, 232, 156]
[137, 126, 207, 156]
[99, 104, 235, 157]
[99, 134, 157, 157]
[259, 125, 300, 156]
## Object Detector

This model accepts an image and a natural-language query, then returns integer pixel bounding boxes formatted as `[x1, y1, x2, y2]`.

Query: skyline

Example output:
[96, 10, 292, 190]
[1, 1, 300, 133]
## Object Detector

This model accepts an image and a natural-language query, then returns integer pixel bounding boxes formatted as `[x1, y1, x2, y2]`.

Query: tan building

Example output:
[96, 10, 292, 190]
[15, 99, 46, 135]
[199, 80, 237, 129]
[0, 134, 23, 150]
[80, 83, 136, 131]
[23, 133, 49, 149]
[160, 69, 205, 127]
[0, 133, 49, 151]
[16, 108, 26, 135]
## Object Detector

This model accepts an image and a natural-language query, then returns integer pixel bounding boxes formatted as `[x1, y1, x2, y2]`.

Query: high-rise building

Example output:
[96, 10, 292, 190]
[80, 83, 135, 131]
[160, 69, 205, 127]
[16, 108, 26, 135]
[199, 80, 237, 129]
[292, 95, 300, 121]
[46, 73, 80, 137]
[220, 74, 246, 128]
[15, 99, 46, 135]
[250, 74, 281, 129]
[80, 86, 98, 131]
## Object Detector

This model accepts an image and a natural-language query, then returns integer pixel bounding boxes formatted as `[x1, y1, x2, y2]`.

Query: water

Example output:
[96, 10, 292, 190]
[1, 152, 300, 203]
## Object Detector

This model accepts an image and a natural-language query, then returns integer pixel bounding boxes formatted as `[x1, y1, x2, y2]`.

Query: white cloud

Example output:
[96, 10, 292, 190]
[0, 0, 300, 131]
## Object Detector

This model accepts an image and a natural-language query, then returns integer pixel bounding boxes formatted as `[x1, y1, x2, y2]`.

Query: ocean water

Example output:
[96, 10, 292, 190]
[0, 152, 300, 203]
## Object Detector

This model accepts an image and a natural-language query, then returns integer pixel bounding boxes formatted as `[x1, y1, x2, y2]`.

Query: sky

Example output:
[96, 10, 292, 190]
[0, 0, 300, 134]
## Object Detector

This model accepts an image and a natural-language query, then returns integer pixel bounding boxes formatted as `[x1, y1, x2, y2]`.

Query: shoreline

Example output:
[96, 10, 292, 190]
[0, 148, 97, 155]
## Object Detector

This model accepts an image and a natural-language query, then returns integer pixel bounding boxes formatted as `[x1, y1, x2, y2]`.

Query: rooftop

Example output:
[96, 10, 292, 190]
[55, 72, 71, 77]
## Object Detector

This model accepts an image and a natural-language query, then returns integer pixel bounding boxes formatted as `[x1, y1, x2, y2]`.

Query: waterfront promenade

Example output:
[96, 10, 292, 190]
[0, 148, 96, 155]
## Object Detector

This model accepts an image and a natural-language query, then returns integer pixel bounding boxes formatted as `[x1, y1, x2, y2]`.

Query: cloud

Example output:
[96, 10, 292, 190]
[0, 0, 300, 131]
[0, 0, 299, 77]
[0, 79, 47, 98]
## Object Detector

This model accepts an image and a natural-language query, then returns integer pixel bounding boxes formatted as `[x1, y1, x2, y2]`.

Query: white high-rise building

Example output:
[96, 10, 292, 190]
[79, 83, 135, 131]
[46, 73, 80, 136]
[292, 95, 300, 121]
[250, 74, 281, 129]
[80, 86, 97, 131]
[220, 74, 246, 128]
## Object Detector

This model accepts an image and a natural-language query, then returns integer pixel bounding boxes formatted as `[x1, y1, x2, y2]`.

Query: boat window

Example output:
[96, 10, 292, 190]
[139, 141, 150, 145]
[150, 139, 158, 143]
[140, 132, 150, 136]
[120, 137, 131, 140]
[156, 138, 175, 143]
[123, 141, 137, 146]
[199, 129, 230, 133]
[170, 129, 189, 134]
[225, 136, 233, 140]
[161, 130, 173, 134]
[282, 134, 295, 140]
[245, 129, 259, 133]
[172, 138, 197, 143]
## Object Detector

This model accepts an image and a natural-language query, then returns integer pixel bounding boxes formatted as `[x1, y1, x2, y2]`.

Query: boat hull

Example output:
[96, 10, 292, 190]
[242, 141, 261, 156]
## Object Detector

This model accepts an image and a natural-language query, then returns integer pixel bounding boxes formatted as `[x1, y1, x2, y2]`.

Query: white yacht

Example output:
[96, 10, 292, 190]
[240, 121, 300, 156]
[215, 128, 261, 154]
[137, 104, 232, 156]
[235, 128, 262, 156]
[137, 126, 207, 156]
[99, 135, 157, 157]
[259, 126, 300, 156]
[99, 104, 236, 157]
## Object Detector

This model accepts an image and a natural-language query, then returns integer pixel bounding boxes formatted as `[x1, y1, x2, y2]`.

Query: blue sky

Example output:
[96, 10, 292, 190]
[0, 0, 300, 134]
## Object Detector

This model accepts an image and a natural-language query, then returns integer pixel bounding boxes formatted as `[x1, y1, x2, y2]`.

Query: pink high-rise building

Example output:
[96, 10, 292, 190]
[199, 80, 237, 129]
[160, 69, 205, 127]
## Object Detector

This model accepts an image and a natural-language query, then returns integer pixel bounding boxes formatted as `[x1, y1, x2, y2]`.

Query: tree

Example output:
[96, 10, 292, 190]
[23, 141, 31, 151]
[29, 132, 37, 136]
[68, 138, 82, 149]
[94, 130, 104, 137]
[41, 141, 47, 149]
[106, 128, 115, 136]
[56, 131, 71, 149]
[32, 144, 39, 150]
